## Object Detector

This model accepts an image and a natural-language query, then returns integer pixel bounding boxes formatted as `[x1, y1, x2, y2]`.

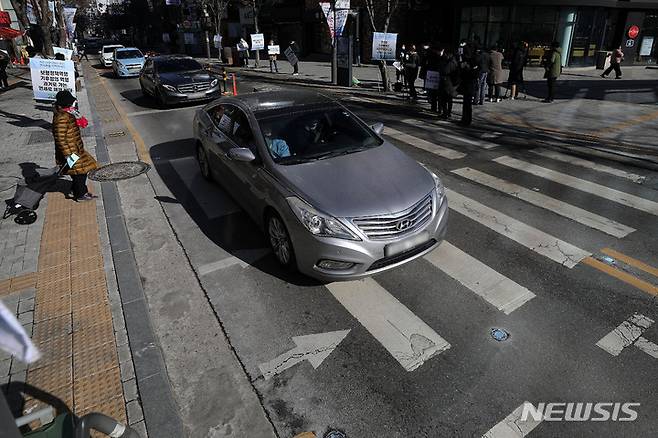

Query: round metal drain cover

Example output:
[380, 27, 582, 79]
[491, 328, 510, 342]
[324, 431, 347, 438]
[88, 161, 151, 182]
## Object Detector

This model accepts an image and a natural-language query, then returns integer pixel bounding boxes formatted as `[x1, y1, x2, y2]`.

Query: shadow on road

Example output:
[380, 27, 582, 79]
[149, 138, 320, 287]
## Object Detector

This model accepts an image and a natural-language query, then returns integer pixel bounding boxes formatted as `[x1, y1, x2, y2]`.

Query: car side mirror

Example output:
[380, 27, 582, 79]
[371, 122, 384, 135]
[227, 147, 256, 162]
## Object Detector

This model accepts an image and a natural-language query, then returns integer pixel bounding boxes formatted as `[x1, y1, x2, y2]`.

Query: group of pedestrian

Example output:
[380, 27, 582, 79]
[240, 38, 300, 76]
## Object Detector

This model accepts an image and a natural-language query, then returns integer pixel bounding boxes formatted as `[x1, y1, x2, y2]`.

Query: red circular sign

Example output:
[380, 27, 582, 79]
[628, 25, 640, 39]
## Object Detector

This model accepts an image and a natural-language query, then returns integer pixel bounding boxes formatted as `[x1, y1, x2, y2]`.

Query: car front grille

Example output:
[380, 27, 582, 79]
[368, 239, 437, 271]
[353, 194, 433, 240]
[177, 82, 211, 94]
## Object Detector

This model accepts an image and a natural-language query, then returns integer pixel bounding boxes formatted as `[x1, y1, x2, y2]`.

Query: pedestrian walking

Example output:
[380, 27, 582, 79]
[424, 45, 442, 112]
[438, 49, 459, 119]
[404, 44, 420, 100]
[238, 38, 250, 67]
[396, 44, 406, 83]
[473, 47, 490, 105]
[289, 40, 300, 75]
[0, 51, 9, 89]
[268, 39, 279, 73]
[78, 44, 89, 62]
[508, 41, 528, 100]
[52, 90, 98, 202]
[487, 46, 504, 102]
[601, 46, 624, 79]
[542, 41, 562, 102]
[459, 43, 477, 126]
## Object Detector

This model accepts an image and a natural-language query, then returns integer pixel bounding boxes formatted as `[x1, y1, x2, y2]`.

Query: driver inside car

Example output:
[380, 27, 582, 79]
[262, 126, 291, 158]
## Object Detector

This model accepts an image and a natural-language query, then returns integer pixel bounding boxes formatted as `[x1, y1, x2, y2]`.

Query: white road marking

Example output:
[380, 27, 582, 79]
[529, 149, 647, 184]
[383, 126, 467, 160]
[169, 157, 241, 219]
[126, 104, 205, 117]
[494, 156, 658, 216]
[634, 337, 658, 359]
[482, 402, 543, 438]
[446, 189, 591, 268]
[425, 242, 535, 314]
[401, 119, 498, 149]
[197, 248, 270, 276]
[327, 278, 451, 371]
[452, 167, 635, 238]
[595, 313, 654, 356]
[258, 330, 351, 380]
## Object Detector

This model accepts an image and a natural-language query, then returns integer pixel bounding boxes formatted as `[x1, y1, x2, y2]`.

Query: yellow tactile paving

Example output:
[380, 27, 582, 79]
[22, 192, 125, 424]
[0, 272, 38, 297]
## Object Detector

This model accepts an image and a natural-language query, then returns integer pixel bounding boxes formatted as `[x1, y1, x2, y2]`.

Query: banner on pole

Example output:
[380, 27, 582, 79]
[251, 33, 264, 50]
[319, 0, 350, 39]
[29, 58, 76, 101]
[371, 32, 397, 61]
[53, 46, 74, 60]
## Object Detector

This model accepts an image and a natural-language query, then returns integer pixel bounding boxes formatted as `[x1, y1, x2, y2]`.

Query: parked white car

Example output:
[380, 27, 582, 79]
[99, 44, 124, 67]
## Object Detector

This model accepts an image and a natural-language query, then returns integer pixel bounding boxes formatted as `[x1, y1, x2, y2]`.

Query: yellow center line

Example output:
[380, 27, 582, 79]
[601, 248, 658, 279]
[96, 74, 152, 164]
[582, 256, 658, 297]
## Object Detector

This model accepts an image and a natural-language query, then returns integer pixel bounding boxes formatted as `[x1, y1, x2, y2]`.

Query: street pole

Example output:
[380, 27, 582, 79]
[253, 0, 260, 68]
[205, 30, 211, 62]
[331, 3, 337, 85]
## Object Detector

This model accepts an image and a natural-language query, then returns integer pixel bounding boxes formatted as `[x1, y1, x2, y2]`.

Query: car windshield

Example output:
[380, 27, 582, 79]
[116, 50, 142, 59]
[103, 47, 120, 53]
[256, 106, 383, 165]
[157, 58, 202, 73]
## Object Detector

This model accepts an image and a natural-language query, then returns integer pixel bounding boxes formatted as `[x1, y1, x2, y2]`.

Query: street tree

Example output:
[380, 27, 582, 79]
[8, 0, 63, 55]
[200, 0, 232, 60]
[363, 0, 400, 91]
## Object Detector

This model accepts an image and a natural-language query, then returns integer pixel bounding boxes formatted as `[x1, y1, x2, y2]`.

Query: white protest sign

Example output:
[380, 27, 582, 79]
[237, 39, 250, 51]
[424, 70, 439, 90]
[251, 33, 264, 51]
[640, 36, 654, 56]
[53, 46, 74, 60]
[213, 34, 222, 48]
[319, 0, 350, 39]
[29, 58, 76, 101]
[268, 45, 280, 55]
[284, 46, 298, 65]
[372, 32, 397, 61]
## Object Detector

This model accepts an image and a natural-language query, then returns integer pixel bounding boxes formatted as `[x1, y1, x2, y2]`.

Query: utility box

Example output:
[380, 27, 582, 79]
[336, 36, 353, 87]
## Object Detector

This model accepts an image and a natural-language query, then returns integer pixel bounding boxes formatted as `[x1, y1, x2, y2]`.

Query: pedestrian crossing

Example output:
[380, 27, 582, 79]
[383, 126, 467, 160]
[400, 118, 499, 150]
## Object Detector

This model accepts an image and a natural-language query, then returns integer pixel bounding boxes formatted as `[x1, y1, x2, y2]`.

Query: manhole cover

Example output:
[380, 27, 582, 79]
[491, 328, 510, 342]
[88, 161, 151, 181]
[107, 131, 126, 137]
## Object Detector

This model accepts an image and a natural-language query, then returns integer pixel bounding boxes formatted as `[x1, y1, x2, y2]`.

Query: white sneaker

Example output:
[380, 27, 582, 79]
[292, 73, 299, 76]
[496, 98, 501, 102]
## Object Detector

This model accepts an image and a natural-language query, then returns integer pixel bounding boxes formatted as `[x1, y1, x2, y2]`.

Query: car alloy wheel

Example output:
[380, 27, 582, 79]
[197, 145, 212, 181]
[268, 214, 295, 269]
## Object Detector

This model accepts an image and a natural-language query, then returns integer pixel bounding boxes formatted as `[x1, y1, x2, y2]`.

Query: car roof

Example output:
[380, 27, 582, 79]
[150, 54, 195, 62]
[229, 90, 337, 113]
[115, 47, 141, 51]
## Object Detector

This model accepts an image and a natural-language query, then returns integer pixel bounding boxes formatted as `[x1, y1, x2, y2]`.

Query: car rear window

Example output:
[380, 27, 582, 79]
[103, 47, 120, 53]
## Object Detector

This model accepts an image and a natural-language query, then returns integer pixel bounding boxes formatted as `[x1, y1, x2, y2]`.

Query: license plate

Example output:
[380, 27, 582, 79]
[384, 231, 430, 258]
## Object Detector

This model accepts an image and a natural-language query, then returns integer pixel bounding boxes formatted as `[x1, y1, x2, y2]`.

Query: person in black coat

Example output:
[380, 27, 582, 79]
[474, 48, 490, 105]
[404, 45, 420, 100]
[508, 41, 528, 100]
[438, 50, 459, 119]
[289, 40, 300, 75]
[459, 43, 477, 126]
[423, 45, 442, 112]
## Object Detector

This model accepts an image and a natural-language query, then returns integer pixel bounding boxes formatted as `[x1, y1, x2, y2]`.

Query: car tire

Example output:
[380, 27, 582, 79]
[196, 145, 213, 181]
[266, 213, 296, 271]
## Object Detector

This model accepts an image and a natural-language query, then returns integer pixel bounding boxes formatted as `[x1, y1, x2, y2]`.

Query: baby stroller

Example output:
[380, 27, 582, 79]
[3, 164, 68, 225]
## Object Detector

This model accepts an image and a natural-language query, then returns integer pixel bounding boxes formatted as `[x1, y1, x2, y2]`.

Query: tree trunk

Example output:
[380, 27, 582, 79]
[9, 0, 31, 31]
[55, 0, 67, 48]
[378, 60, 390, 91]
[215, 13, 222, 61]
[38, 0, 54, 56]
[253, 2, 260, 67]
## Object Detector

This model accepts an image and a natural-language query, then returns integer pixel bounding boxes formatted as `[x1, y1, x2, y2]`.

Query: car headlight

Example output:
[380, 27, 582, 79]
[210, 78, 219, 87]
[420, 163, 445, 199]
[286, 197, 359, 240]
[162, 84, 177, 92]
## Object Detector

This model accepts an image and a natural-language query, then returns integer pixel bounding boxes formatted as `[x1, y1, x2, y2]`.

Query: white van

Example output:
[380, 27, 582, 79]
[100, 44, 124, 67]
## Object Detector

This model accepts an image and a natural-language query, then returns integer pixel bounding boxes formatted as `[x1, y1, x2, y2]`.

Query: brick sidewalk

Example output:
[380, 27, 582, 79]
[1, 71, 146, 436]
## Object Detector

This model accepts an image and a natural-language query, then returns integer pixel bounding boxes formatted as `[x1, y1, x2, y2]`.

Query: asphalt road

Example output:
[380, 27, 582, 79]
[95, 63, 658, 438]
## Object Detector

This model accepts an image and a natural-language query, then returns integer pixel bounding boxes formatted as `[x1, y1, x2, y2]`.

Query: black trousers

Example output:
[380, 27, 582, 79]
[71, 174, 88, 199]
[405, 68, 418, 98]
[293, 63, 299, 74]
[461, 92, 473, 125]
[427, 90, 439, 112]
[439, 92, 453, 117]
[488, 84, 501, 99]
[0, 70, 8, 88]
[603, 63, 622, 78]
[547, 77, 556, 101]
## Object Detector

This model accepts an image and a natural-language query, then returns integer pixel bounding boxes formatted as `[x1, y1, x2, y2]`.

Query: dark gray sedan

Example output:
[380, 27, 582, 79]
[192, 91, 448, 281]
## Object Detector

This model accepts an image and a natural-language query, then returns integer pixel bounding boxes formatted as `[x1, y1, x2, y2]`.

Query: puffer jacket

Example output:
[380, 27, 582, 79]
[53, 110, 98, 176]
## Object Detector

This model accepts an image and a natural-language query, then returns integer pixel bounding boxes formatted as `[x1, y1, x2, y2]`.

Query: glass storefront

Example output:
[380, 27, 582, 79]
[638, 13, 658, 64]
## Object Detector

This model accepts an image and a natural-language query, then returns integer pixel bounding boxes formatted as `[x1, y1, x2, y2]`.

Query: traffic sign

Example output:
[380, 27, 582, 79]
[628, 25, 640, 39]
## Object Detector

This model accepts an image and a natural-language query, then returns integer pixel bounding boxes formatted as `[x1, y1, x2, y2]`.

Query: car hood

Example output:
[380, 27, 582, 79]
[158, 70, 213, 86]
[275, 142, 435, 218]
[115, 57, 144, 65]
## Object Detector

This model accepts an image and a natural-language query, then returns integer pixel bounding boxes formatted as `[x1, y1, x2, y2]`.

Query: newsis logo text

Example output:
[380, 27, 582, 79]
[521, 402, 640, 422]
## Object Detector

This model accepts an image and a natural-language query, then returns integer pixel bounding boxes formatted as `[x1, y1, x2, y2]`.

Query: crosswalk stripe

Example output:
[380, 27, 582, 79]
[447, 189, 591, 268]
[494, 156, 658, 216]
[327, 278, 451, 372]
[529, 149, 647, 184]
[482, 402, 543, 438]
[383, 126, 467, 159]
[425, 242, 535, 314]
[400, 119, 498, 149]
[452, 167, 635, 238]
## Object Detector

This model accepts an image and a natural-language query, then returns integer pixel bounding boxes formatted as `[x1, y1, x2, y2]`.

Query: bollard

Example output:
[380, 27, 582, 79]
[232, 73, 238, 96]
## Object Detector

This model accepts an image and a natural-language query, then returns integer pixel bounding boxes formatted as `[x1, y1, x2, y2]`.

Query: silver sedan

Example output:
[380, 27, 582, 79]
[192, 91, 448, 281]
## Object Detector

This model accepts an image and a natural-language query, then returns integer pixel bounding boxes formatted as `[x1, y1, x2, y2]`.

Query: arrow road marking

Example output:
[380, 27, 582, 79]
[258, 330, 350, 380]
[596, 313, 656, 359]
[327, 278, 451, 372]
